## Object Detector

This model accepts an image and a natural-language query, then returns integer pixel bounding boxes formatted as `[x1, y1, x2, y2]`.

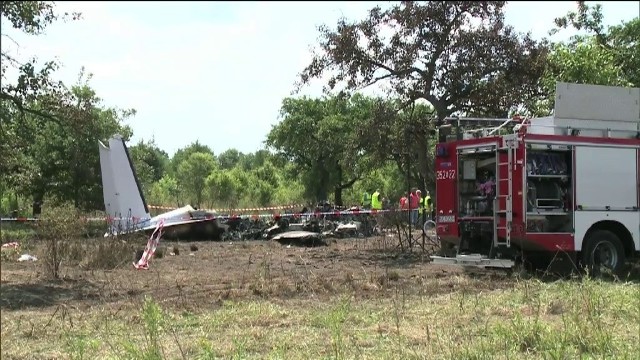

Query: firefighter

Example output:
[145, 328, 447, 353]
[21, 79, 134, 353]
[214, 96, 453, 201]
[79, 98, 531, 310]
[362, 191, 371, 209]
[371, 189, 382, 210]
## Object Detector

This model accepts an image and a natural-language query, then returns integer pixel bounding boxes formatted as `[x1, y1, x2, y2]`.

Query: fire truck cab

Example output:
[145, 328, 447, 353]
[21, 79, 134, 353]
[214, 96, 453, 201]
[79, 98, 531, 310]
[432, 82, 640, 273]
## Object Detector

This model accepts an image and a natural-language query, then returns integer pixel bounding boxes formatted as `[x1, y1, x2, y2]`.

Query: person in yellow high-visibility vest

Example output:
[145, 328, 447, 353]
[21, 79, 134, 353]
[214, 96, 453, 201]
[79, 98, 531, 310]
[370, 189, 382, 210]
[362, 191, 371, 209]
[419, 190, 432, 221]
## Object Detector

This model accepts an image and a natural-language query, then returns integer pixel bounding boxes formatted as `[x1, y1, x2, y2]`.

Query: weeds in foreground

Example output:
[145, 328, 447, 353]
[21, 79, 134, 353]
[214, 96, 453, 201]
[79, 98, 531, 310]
[2, 275, 638, 360]
[120, 297, 166, 360]
[323, 296, 351, 360]
[64, 332, 100, 360]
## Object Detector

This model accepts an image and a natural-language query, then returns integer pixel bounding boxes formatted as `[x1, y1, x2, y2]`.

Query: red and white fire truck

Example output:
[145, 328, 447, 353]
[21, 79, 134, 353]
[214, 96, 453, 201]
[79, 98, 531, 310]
[432, 82, 640, 272]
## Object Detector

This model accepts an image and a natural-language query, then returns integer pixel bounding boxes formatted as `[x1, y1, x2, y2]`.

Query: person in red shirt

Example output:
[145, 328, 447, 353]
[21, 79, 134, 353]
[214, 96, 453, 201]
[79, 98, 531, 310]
[409, 189, 421, 226]
[399, 195, 408, 209]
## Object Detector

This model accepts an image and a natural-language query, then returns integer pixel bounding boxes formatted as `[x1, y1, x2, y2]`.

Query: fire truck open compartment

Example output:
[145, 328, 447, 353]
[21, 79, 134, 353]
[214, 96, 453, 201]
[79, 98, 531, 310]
[457, 146, 498, 255]
[525, 145, 573, 234]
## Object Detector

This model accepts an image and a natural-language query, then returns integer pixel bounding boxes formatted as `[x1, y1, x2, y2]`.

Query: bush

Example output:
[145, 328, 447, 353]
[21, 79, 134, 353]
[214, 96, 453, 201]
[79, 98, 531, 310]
[35, 203, 85, 279]
[81, 239, 137, 270]
[35, 204, 146, 277]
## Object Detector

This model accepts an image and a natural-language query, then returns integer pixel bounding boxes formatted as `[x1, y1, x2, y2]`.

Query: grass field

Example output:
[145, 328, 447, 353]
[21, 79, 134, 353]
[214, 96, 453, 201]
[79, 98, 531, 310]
[1, 234, 639, 359]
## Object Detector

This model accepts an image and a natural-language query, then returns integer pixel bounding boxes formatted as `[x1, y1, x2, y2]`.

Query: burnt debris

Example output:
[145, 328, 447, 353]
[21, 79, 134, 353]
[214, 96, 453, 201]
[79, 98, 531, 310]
[217, 202, 382, 247]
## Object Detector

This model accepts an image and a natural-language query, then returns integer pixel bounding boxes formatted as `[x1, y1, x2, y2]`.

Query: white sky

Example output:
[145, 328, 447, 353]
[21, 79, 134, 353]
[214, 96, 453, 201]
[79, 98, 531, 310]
[2, 1, 638, 156]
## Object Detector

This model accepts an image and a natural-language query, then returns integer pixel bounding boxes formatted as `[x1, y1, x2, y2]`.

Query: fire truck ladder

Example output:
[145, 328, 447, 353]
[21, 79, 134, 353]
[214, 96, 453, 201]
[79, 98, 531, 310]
[493, 134, 517, 252]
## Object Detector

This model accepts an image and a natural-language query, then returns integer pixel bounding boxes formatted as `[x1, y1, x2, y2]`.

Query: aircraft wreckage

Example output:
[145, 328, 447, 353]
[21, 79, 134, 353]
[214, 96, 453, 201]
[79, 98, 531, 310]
[219, 205, 382, 246]
[99, 136, 387, 245]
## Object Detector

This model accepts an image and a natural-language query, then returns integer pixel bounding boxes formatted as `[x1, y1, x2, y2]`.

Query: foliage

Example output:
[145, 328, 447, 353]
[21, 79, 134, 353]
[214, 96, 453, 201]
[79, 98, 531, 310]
[527, 1, 640, 115]
[1, 3, 133, 212]
[297, 1, 548, 119]
[550, 0, 639, 86]
[128, 138, 169, 192]
[266, 94, 376, 205]
[1, 2, 80, 182]
[35, 202, 83, 278]
[168, 140, 214, 176]
[177, 152, 217, 208]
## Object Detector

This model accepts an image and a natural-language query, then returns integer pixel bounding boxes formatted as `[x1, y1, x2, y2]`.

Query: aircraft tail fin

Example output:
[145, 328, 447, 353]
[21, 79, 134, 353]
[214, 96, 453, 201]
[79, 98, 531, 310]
[98, 135, 150, 233]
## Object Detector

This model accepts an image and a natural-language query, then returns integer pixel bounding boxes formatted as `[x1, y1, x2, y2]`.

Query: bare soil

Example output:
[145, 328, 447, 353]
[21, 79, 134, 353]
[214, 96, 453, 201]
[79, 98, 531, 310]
[0, 236, 514, 313]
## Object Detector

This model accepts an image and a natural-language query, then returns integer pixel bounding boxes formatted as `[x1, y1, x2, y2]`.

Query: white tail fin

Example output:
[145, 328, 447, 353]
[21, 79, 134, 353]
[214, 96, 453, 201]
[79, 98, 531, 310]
[98, 135, 150, 232]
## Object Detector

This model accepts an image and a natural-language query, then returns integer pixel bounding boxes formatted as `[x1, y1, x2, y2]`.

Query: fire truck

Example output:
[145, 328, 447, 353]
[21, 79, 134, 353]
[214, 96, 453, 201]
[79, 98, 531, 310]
[431, 82, 640, 273]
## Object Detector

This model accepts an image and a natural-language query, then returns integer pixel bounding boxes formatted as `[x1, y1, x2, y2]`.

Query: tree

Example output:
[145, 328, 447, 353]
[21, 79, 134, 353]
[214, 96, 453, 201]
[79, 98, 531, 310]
[551, 1, 639, 86]
[217, 148, 243, 170]
[526, 2, 640, 115]
[0, 3, 136, 212]
[1, 1, 81, 126]
[236, 149, 271, 171]
[129, 138, 169, 192]
[149, 175, 181, 207]
[206, 170, 239, 208]
[169, 141, 215, 175]
[266, 94, 374, 205]
[1, 1, 82, 193]
[298, 1, 548, 118]
[296, 1, 548, 191]
[527, 36, 631, 116]
[362, 100, 439, 192]
[6, 71, 134, 212]
[176, 152, 217, 208]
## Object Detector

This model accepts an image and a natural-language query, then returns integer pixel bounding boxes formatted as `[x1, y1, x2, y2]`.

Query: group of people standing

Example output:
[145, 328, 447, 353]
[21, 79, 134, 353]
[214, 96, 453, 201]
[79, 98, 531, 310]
[361, 189, 388, 211]
[361, 188, 433, 227]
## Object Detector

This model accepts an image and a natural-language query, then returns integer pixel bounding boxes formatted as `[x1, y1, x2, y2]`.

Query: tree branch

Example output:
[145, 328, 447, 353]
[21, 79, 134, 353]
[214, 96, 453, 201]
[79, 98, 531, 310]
[338, 175, 361, 190]
[0, 92, 63, 127]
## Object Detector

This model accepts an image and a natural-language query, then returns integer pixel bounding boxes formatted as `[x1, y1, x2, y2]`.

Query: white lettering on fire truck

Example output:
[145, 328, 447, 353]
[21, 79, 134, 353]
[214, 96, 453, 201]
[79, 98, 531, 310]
[436, 170, 456, 180]
[438, 215, 455, 223]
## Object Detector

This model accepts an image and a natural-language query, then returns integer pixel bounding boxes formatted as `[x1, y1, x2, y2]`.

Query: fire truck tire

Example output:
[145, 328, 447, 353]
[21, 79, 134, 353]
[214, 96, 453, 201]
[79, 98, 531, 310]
[581, 230, 626, 275]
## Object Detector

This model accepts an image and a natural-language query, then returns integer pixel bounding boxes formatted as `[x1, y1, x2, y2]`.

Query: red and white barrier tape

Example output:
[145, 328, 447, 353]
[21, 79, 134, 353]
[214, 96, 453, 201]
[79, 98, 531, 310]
[133, 219, 164, 270]
[1, 208, 429, 223]
[148, 204, 306, 212]
[1, 217, 40, 222]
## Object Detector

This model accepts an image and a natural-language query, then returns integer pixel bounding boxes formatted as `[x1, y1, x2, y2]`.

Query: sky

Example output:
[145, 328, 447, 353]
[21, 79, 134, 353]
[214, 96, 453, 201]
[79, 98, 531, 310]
[2, 1, 638, 156]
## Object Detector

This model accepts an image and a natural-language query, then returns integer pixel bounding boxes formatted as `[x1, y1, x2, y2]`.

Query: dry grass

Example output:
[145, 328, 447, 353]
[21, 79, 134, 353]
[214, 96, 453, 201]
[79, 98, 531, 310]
[1, 236, 639, 360]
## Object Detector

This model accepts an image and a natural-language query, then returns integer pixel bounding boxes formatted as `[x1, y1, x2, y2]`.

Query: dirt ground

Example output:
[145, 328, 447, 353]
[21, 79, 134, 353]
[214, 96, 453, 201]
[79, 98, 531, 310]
[0, 235, 515, 313]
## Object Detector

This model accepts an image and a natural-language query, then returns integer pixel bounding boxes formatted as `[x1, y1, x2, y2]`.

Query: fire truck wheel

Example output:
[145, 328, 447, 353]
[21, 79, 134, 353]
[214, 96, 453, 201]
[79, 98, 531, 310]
[582, 230, 626, 275]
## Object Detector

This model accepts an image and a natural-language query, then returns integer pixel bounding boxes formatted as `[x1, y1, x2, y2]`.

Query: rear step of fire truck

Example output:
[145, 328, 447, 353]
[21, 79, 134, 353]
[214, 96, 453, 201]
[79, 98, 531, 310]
[431, 118, 517, 269]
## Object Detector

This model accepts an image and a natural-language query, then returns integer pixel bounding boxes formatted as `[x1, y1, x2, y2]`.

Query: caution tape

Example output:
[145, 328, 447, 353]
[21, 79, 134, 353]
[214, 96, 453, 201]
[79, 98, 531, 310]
[1, 216, 114, 222]
[148, 204, 306, 212]
[1, 217, 40, 222]
[0, 208, 425, 223]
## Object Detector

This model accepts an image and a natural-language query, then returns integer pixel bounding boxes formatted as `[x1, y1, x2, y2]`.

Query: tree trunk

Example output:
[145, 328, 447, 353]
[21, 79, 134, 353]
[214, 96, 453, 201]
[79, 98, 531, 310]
[32, 191, 45, 217]
[333, 187, 343, 207]
[416, 134, 429, 192]
[316, 171, 329, 203]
